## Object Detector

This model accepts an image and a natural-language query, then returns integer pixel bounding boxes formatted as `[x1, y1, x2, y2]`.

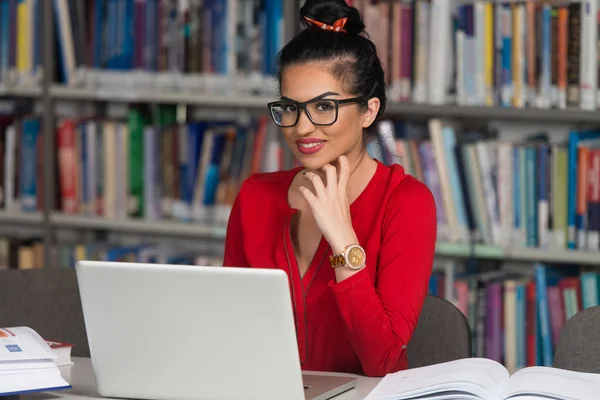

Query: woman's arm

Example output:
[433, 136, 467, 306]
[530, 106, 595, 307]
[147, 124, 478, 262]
[329, 178, 437, 377]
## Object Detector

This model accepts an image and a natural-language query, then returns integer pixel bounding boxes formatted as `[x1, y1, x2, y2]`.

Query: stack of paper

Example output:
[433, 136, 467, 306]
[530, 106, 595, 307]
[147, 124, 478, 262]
[0, 326, 71, 396]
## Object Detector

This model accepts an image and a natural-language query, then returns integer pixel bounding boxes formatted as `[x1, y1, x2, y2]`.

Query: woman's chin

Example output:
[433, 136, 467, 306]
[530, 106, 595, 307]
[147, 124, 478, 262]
[295, 154, 340, 171]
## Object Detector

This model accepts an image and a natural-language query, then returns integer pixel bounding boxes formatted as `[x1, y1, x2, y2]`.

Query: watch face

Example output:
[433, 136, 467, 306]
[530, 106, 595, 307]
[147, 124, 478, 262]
[347, 246, 365, 268]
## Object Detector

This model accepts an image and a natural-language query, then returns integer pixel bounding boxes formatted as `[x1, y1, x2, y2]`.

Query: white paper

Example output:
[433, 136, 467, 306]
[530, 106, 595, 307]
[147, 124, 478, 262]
[502, 366, 600, 400]
[364, 358, 509, 400]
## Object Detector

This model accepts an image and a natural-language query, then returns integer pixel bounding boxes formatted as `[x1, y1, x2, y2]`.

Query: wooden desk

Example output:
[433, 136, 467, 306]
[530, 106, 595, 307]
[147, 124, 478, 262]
[22, 357, 381, 400]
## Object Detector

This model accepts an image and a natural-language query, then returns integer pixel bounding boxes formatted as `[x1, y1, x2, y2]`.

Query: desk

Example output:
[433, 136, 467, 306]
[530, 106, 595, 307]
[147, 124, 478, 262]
[21, 357, 381, 400]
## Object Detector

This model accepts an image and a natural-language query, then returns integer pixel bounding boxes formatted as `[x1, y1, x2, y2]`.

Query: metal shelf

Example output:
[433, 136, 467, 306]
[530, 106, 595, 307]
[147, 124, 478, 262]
[49, 213, 227, 240]
[507, 247, 600, 265]
[47, 85, 600, 122]
[50, 85, 275, 109]
[0, 210, 44, 224]
[0, 86, 42, 98]
[384, 102, 600, 123]
[435, 242, 600, 266]
[42, 216, 600, 265]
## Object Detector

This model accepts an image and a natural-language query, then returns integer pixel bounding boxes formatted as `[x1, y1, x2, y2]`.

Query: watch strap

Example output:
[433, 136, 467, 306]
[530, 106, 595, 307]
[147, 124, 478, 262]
[329, 253, 346, 268]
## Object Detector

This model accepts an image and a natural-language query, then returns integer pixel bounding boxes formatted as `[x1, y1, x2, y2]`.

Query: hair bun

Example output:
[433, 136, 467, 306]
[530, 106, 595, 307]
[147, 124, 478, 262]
[300, 0, 365, 36]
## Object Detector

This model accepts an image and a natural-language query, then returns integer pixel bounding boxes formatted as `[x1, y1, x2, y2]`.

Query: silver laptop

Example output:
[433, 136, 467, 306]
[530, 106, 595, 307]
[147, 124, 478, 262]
[75, 261, 357, 400]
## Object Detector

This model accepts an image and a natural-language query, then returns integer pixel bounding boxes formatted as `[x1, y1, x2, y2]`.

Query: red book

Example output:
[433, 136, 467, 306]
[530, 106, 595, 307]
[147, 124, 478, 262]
[46, 340, 75, 367]
[526, 280, 537, 366]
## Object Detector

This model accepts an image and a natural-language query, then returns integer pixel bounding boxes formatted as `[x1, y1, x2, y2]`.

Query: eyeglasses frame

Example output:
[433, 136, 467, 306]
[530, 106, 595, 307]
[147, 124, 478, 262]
[267, 96, 367, 128]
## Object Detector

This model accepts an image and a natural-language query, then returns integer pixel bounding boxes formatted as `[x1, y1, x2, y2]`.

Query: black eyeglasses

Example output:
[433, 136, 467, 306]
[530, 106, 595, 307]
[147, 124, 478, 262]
[267, 95, 366, 127]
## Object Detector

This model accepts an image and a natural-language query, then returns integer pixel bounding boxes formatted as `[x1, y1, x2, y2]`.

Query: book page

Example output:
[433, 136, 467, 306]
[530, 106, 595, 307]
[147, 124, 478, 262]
[503, 366, 600, 400]
[0, 327, 57, 363]
[364, 358, 510, 400]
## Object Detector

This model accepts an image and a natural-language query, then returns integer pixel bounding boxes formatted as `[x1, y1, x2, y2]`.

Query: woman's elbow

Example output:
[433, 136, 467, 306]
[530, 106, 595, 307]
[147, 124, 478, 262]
[361, 346, 408, 377]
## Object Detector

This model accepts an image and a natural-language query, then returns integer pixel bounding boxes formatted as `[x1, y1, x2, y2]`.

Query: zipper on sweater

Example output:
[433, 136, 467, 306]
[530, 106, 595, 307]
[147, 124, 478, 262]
[283, 217, 307, 364]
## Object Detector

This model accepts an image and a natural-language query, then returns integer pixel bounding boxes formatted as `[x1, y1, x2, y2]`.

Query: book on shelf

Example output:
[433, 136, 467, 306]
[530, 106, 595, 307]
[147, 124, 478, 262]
[368, 119, 600, 253]
[0, 326, 71, 396]
[0, 106, 283, 225]
[0, 237, 44, 270]
[54, 109, 281, 223]
[363, 357, 600, 400]
[4, 0, 600, 113]
[0, 0, 284, 95]
[348, 0, 599, 111]
[428, 261, 600, 371]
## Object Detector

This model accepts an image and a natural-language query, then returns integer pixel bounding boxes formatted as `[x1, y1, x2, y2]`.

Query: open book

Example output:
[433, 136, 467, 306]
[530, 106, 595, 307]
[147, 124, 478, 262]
[0, 326, 72, 396]
[364, 358, 600, 400]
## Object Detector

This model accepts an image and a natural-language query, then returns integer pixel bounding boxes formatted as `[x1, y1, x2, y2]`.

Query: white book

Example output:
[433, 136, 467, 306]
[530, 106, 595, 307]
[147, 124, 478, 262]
[364, 358, 600, 400]
[429, 119, 459, 242]
[455, 14, 466, 105]
[497, 142, 514, 248]
[427, 0, 451, 104]
[580, 0, 598, 110]
[475, 3, 486, 106]
[476, 141, 501, 246]
[0, 326, 71, 396]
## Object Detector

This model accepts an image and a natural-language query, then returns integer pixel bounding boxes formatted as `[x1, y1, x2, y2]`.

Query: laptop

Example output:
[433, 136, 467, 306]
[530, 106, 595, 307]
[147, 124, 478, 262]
[75, 261, 357, 400]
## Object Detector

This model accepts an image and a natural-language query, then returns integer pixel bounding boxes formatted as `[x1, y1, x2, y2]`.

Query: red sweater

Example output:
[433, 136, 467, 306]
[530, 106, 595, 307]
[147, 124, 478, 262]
[223, 160, 437, 377]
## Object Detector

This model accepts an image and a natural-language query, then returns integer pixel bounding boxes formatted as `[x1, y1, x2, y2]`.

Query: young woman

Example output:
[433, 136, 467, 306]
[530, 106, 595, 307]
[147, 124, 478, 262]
[223, 0, 437, 377]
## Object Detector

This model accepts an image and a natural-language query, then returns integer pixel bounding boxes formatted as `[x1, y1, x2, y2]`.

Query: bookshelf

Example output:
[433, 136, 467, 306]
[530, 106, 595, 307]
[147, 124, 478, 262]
[0, 0, 599, 272]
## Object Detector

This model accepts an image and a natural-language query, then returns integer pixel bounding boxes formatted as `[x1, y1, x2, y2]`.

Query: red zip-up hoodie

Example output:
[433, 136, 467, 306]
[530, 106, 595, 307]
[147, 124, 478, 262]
[223, 160, 437, 377]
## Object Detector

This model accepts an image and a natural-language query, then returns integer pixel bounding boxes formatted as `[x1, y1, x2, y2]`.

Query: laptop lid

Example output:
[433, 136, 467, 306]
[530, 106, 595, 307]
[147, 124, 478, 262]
[76, 261, 305, 400]
[76, 261, 356, 400]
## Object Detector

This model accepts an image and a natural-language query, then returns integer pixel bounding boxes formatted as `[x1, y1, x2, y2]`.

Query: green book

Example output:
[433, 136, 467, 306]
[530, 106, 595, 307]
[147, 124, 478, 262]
[128, 109, 147, 218]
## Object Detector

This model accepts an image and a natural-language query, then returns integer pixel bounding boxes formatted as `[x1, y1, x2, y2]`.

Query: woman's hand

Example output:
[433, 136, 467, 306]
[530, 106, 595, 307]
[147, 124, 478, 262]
[299, 155, 359, 256]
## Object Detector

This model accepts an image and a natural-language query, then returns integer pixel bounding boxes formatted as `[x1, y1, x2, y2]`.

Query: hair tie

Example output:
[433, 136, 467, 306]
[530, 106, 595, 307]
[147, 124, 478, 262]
[304, 16, 348, 33]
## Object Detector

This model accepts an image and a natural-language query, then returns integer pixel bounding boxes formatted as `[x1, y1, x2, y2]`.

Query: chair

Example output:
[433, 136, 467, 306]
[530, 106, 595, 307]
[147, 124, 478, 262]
[0, 268, 90, 357]
[553, 305, 600, 374]
[406, 295, 472, 369]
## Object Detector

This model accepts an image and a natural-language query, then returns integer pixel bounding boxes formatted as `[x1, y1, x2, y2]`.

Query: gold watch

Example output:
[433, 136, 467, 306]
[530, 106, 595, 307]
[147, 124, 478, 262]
[330, 244, 366, 270]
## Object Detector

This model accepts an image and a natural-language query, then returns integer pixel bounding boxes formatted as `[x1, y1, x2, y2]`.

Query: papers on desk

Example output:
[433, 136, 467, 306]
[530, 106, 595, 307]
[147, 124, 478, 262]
[364, 358, 600, 400]
[0, 326, 72, 396]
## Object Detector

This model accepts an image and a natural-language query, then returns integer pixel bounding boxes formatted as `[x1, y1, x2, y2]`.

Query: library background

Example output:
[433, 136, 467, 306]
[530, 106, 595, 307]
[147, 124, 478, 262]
[1, 0, 600, 376]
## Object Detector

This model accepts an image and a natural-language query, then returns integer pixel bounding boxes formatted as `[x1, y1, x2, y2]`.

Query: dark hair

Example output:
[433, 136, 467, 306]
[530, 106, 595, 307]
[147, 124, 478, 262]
[276, 0, 386, 137]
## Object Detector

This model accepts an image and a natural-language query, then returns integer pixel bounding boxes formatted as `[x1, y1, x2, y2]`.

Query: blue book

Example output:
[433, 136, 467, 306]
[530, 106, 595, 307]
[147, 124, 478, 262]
[534, 263, 553, 366]
[203, 131, 227, 206]
[513, 146, 521, 240]
[526, 146, 538, 247]
[19, 118, 40, 212]
[0, 0, 8, 80]
[501, 4, 512, 107]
